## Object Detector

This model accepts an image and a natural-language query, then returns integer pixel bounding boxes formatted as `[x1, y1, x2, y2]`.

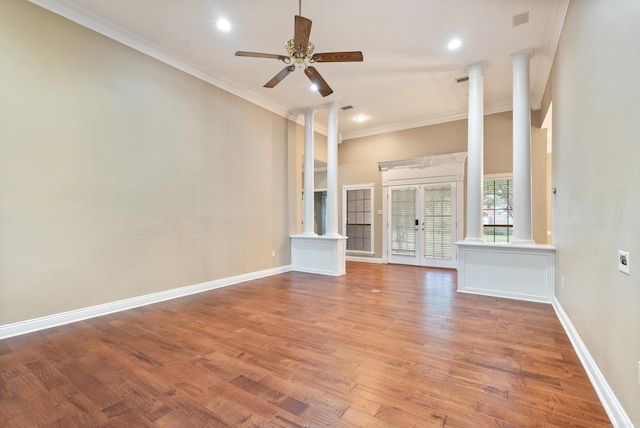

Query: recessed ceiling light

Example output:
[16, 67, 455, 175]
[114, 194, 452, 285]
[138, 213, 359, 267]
[310, 83, 319, 92]
[216, 18, 231, 32]
[355, 114, 367, 122]
[447, 38, 462, 50]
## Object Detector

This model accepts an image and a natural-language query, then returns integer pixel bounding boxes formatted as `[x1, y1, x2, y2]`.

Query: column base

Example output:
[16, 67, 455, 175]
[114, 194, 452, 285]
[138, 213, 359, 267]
[510, 238, 536, 246]
[291, 235, 347, 276]
[455, 241, 555, 303]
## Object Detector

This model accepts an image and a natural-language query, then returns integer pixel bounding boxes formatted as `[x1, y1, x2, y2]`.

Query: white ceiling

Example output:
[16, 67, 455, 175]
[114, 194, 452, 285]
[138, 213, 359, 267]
[30, 0, 569, 140]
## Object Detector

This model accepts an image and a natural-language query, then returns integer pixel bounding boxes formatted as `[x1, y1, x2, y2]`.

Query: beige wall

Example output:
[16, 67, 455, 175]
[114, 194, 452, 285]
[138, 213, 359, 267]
[552, 0, 640, 423]
[0, 1, 293, 325]
[338, 111, 548, 258]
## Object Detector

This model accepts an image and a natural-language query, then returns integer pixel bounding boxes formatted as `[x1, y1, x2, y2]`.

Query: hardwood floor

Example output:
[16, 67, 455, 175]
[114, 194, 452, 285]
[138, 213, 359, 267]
[0, 262, 611, 427]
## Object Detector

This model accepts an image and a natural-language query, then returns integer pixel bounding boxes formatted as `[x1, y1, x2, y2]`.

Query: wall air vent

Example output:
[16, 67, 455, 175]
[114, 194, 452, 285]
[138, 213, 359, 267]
[512, 11, 529, 27]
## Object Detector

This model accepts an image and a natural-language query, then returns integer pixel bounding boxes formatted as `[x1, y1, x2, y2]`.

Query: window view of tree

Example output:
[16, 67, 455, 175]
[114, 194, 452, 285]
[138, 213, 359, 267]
[483, 179, 513, 242]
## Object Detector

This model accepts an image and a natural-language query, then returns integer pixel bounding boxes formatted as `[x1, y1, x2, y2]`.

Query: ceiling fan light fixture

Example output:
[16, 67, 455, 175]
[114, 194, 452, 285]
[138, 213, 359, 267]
[235, 7, 361, 97]
[310, 83, 319, 91]
[286, 39, 315, 66]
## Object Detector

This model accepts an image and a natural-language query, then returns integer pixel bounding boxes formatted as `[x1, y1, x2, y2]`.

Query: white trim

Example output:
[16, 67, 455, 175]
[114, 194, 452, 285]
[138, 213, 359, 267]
[530, 0, 569, 108]
[484, 172, 513, 180]
[0, 265, 292, 340]
[342, 183, 375, 190]
[346, 251, 375, 256]
[346, 256, 384, 264]
[552, 297, 633, 428]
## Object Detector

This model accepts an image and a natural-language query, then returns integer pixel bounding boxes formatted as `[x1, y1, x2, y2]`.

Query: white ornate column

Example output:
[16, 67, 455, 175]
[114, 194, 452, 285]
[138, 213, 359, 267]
[325, 102, 339, 237]
[302, 109, 316, 236]
[511, 50, 534, 244]
[465, 62, 486, 242]
[290, 106, 346, 276]
[456, 52, 555, 301]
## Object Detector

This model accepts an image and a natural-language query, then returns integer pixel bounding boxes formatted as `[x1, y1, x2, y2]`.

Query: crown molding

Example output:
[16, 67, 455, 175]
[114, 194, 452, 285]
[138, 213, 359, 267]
[529, 0, 570, 107]
[342, 102, 514, 141]
[27, 0, 319, 130]
[28, 0, 559, 142]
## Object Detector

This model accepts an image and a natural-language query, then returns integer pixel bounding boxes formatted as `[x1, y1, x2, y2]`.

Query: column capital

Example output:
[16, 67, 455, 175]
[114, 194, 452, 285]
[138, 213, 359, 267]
[510, 49, 534, 64]
[465, 61, 486, 75]
[321, 101, 339, 110]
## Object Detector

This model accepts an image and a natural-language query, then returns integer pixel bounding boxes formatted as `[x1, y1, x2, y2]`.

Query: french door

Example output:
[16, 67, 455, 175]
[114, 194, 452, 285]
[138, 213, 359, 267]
[387, 183, 457, 268]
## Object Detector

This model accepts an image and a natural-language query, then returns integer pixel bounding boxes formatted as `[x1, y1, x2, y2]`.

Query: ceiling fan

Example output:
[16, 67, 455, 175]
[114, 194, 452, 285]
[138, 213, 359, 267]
[235, 0, 363, 97]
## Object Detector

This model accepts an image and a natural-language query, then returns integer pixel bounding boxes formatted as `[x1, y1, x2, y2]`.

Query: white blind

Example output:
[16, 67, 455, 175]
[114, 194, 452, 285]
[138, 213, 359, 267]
[391, 188, 416, 256]
[423, 185, 452, 259]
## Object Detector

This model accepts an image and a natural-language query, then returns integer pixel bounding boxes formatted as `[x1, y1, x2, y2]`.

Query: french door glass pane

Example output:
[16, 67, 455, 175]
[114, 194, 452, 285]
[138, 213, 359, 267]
[423, 186, 452, 259]
[391, 188, 416, 256]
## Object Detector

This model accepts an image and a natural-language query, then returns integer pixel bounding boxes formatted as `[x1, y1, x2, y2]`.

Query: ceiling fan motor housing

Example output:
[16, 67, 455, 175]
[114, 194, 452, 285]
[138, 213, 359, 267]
[286, 39, 315, 66]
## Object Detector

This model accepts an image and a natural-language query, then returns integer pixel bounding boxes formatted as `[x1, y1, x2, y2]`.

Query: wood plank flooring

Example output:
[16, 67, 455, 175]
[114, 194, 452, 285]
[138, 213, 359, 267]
[0, 262, 611, 427]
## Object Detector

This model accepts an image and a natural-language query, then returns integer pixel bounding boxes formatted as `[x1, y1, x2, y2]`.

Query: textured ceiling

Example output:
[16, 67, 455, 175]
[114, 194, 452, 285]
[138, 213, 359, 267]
[30, 0, 569, 139]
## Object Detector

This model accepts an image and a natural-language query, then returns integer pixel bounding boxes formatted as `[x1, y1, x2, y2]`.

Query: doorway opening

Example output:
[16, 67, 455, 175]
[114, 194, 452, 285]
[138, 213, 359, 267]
[387, 183, 457, 268]
[379, 152, 466, 269]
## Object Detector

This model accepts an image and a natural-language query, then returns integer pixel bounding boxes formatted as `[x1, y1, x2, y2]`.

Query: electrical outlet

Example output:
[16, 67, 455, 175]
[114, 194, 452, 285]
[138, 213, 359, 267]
[271, 250, 276, 257]
[561, 277, 565, 289]
[618, 251, 630, 275]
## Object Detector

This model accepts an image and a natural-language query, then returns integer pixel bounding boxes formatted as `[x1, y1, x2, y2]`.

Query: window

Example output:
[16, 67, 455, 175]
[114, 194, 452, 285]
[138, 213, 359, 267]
[343, 184, 374, 253]
[483, 177, 513, 242]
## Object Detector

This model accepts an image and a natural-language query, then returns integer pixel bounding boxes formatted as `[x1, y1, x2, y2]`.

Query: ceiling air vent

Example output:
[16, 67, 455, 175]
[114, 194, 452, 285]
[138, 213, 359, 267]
[512, 11, 529, 27]
[455, 76, 469, 83]
[341, 105, 354, 110]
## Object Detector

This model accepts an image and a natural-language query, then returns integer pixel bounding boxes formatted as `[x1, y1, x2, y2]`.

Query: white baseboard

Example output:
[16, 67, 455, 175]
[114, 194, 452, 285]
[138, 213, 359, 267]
[346, 255, 384, 264]
[0, 265, 292, 340]
[552, 297, 633, 428]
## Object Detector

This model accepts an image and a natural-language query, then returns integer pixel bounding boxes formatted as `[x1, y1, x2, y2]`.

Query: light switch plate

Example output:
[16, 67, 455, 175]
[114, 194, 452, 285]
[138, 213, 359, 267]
[618, 251, 630, 275]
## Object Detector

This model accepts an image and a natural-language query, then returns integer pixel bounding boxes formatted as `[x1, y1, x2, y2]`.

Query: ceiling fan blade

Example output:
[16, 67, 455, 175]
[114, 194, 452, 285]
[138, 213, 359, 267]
[235, 51, 290, 63]
[294, 15, 312, 51]
[264, 65, 296, 88]
[311, 51, 364, 63]
[304, 66, 333, 97]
